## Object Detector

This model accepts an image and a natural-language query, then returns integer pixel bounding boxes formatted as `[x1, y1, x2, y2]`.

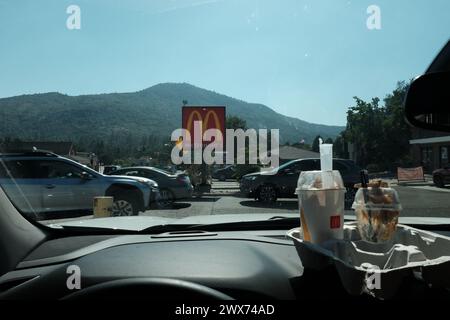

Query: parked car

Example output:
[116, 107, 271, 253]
[102, 165, 121, 175]
[240, 158, 361, 209]
[433, 166, 450, 188]
[0, 152, 158, 217]
[212, 165, 236, 181]
[108, 166, 193, 207]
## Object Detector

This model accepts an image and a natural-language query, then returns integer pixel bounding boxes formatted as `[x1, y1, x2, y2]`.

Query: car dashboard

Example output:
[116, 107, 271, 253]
[1, 229, 450, 300]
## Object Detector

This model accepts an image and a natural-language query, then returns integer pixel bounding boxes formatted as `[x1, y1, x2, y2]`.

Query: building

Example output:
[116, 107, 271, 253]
[409, 128, 450, 172]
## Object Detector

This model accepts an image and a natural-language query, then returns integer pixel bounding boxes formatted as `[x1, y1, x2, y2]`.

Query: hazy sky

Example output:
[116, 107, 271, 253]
[0, 0, 449, 125]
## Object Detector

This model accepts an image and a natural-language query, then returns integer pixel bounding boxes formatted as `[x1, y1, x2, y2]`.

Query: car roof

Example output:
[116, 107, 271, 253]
[0, 153, 101, 174]
[289, 158, 355, 163]
[0, 151, 59, 158]
[115, 166, 171, 175]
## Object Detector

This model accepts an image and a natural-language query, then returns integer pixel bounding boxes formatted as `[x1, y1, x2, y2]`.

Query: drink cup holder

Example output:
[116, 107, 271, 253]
[287, 222, 450, 299]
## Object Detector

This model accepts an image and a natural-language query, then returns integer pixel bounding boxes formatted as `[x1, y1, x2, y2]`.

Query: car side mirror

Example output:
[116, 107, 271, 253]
[404, 72, 450, 132]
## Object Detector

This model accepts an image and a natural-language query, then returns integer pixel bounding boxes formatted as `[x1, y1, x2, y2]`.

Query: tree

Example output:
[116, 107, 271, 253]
[325, 138, 333, 144]
[342, 81, 411, 171]
[333, 134, 348, 158]
[311, 135, 322, 153]
[381, 81, 411, 169]
[344, 97, 384, 168]
[226, 115, 247, 130]
[182, 100, 188, 106]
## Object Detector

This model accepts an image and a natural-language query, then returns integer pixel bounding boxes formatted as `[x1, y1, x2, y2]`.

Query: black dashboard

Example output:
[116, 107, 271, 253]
[1, 229, 449, 300]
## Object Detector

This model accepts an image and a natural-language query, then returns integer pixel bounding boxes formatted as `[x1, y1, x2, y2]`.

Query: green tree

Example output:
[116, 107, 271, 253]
[333, 134, 348, 158]
[342, 81, 410, 171]
[344, 97, 384, 168]
[381, 81, 411, 169]
[225, 115, 261, 178]
[311, 135, 322, 153]
[226, 115, 247, 130]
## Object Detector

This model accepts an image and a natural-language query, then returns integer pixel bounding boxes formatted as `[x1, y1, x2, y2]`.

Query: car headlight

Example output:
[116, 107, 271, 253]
[245, 176, 257, 181]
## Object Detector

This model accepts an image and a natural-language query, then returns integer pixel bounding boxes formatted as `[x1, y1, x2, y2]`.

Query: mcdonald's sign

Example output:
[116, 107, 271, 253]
[182, 106, 226, 145]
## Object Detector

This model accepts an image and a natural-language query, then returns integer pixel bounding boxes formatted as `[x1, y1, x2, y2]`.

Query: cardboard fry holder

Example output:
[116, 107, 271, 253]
[287, 222, 450, 299]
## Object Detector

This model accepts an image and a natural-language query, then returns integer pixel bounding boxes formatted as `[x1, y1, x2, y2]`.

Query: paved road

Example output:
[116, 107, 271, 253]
[393, 185, 450, 217]
[142, 184, 450, 219]
[142, 195, 300, 219]
[40, 180, 450, 225]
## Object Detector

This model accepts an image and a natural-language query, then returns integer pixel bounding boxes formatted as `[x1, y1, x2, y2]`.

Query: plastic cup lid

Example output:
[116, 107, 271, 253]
[351, 187, 402, 211]
[295, 170, 345, 194]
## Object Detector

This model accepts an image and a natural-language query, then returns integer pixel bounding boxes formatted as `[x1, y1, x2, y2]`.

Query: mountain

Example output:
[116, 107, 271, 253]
[0, 83, 344, 144]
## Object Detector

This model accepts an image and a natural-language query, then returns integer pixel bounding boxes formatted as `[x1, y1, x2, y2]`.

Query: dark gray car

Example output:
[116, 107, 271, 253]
[212, 165, 236, 181]
[433, 166, 450, 187]
[109, 166, 193, 207]
[240, 158, 361, 209]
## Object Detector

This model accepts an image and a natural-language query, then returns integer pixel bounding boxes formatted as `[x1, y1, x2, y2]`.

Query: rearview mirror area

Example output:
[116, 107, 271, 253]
[404, 72, 450, 132]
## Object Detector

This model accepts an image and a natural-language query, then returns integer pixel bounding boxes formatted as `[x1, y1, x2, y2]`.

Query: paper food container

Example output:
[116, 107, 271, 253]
[286, 222, 450, 299]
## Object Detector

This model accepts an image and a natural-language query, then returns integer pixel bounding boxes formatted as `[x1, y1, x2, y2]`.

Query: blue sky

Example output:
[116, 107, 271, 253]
[0, 0, 449, 125]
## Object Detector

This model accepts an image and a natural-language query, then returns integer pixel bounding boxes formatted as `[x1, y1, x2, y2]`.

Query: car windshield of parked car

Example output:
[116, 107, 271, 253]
[1, 1, 450, 228]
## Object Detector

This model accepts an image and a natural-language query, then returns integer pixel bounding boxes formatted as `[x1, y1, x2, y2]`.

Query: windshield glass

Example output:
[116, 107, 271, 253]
[1, 0, 450, 227]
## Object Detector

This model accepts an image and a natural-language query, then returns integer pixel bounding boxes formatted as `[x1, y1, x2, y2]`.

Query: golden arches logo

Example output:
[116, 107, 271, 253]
[185, 110, 223, 134]
[177, 109, 224, 150]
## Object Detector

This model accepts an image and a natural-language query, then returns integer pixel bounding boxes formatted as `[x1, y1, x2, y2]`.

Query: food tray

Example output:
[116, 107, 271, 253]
[286, 222, 450, 299]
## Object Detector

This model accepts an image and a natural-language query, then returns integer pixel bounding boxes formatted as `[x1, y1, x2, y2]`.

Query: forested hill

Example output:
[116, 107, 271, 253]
[0, 82, 343, 144]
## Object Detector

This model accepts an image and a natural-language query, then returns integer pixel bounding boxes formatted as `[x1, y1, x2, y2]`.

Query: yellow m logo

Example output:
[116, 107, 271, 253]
[185, 110, 223, 134]
[179, 108, 224, 150]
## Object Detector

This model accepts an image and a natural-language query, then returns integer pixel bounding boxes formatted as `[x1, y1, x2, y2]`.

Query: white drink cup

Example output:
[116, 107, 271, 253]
[296, 170, 346, 244]
[319, 144, 333, 171]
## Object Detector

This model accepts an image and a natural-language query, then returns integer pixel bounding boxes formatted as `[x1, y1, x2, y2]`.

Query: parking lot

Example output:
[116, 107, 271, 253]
[39, 179, 450, 225]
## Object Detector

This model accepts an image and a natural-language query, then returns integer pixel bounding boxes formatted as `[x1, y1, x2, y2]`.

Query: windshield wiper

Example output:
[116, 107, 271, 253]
[56, 217, 302, 235]
[57, 223, 199, 235]
[140, 217, 301, 233]
[55, 217, 450, 237]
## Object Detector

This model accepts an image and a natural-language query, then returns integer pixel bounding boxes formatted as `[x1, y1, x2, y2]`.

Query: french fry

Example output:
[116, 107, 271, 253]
[354, 179, 389, 189]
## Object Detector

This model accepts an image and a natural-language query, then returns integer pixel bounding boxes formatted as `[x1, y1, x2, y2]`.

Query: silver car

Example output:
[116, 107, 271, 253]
[0, 152, 158, 218]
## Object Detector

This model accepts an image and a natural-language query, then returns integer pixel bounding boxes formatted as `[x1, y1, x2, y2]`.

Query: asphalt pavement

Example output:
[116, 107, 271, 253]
[39, 179, 450, 225]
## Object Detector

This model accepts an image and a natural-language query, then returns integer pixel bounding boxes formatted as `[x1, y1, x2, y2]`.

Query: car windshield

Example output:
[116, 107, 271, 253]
[1, 0, 450, 228]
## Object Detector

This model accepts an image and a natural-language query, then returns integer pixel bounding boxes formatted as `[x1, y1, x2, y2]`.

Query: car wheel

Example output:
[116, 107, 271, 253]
[112, 193, 138, 216]
[258, 184, 277, 202]
[158, 189, 175, 208]
[345, 187, 357, 210]
[434, 175, 445, 188]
